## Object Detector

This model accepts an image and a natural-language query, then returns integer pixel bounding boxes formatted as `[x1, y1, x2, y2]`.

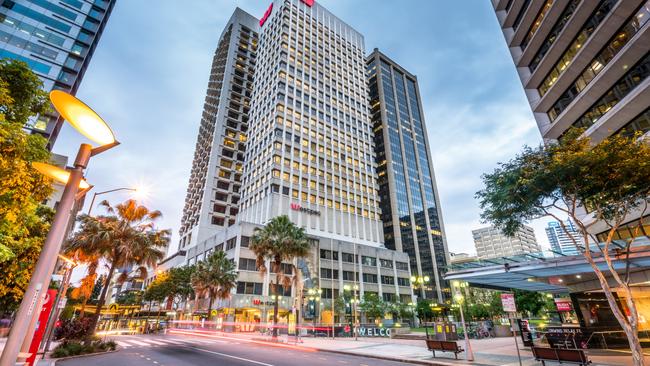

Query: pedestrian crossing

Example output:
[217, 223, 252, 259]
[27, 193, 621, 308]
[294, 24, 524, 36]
[113, 337, 224, 349]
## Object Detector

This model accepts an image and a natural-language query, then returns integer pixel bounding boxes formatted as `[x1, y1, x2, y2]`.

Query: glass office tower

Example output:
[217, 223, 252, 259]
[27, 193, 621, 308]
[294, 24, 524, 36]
[367, 49, 450, 301]
[0, 0, 116, 148]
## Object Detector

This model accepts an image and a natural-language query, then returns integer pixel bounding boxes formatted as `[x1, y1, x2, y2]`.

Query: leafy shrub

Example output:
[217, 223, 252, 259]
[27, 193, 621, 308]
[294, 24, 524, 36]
[50, 339, 115, 358]
[53, 318, 93, 340]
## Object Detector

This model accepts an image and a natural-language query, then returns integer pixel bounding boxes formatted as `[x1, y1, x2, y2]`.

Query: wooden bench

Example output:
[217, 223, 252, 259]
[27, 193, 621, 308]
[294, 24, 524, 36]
[425, 339, 464, 359]
[531, 346, 592, 366]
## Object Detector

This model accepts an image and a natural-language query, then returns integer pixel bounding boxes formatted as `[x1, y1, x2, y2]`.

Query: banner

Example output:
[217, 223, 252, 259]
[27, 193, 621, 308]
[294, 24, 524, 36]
[26, 289, 57, 366]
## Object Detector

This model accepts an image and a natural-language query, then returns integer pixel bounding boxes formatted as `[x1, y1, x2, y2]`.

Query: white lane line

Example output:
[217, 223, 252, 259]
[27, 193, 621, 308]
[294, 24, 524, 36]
[187, 346, 274, 366]
[144, 340, 166, 345]
[116, 341, 132, 348]
[127, 340, 151, 346]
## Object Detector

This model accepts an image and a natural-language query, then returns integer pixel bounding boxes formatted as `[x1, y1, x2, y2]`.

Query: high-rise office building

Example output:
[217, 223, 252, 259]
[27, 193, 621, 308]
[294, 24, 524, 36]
[239, 0, 383, 247]
[367, 50, 450, 301]
[491, 0, 649, 241]
[545, 220, 583, 256]
[0, 0, 116, 148]
[472, 225, 540, 259]
[171, 1, 415, 324]
[177, 8, 259, 252]
[492, 0, 649, 143]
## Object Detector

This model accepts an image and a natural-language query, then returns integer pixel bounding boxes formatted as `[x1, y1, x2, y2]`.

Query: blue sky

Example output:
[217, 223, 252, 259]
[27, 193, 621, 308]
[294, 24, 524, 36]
[53, 0, 552, 260]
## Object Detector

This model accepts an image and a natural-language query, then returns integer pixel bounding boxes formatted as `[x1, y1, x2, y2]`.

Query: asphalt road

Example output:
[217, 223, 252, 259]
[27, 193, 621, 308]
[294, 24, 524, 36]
[57, 333, 412, 366]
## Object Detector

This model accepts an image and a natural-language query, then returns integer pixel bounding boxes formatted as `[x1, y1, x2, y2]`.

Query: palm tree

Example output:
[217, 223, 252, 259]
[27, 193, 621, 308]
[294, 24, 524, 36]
[249, 215, 309, 339]
[190, 251, 237, 321]
[66, 199, 169, 338]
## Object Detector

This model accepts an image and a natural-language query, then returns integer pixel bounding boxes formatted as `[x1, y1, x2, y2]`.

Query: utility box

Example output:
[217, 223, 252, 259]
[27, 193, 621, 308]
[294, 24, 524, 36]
[424, 322, 458, 341]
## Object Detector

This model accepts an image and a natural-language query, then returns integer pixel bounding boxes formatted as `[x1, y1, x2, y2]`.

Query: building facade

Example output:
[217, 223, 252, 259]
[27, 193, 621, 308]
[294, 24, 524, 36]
[491, 0, 650, 240]
[177, 8, 259, 251]
[168, 0, 428, 325]
[238, 0, 383, 247]
[367, 49, 450, 302]
[545, 220, 582, 256]
[492, 0, 649, 143]
[0, 0, 116, 147]
[472, 225, 540, 259]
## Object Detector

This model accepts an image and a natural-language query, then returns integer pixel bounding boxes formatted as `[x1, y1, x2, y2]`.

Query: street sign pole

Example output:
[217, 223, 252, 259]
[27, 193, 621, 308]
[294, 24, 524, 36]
[501, 293, 522, 366]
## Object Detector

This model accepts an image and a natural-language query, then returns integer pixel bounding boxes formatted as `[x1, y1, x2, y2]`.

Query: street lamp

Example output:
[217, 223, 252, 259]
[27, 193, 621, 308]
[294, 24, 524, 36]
[0, 91, 118, 366]
[87, 187, 138, 215]
[452, 281, 474, 361]
[41, 254, 78, 355]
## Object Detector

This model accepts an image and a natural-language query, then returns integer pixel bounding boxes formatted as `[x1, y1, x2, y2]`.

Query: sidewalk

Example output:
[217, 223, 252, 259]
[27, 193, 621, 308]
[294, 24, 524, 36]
[181, 331, 646, 366]
[0, 337, 56, 366]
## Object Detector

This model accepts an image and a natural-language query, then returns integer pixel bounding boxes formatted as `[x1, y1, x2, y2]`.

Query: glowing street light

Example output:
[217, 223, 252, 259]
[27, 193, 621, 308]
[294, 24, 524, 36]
[452, 281, 474, 361]
[32, 162, 91, 190]
[0, 91, 119, 366]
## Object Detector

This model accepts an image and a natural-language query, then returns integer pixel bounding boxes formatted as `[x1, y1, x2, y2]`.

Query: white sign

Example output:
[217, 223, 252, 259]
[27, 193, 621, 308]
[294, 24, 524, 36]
[58, 297, 67, 309]
[501, 293, 517, 313]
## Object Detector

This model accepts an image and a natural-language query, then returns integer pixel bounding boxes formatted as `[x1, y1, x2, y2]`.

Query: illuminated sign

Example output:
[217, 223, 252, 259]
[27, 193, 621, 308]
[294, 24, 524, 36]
[301, 0, 314, 6]
[554, 298, 573, 312]
[290, 203, 320, 216]
[259, 3, 273, 27]
[357, 327, 391, 337]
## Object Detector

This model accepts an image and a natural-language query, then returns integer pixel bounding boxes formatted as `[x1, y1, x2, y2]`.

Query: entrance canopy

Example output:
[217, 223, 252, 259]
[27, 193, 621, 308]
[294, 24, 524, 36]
[444, 244, 650, 293]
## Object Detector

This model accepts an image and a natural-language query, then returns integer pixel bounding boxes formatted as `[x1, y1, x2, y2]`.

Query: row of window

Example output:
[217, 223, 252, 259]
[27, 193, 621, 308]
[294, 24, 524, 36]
[572, 52, 650, 131]
[539, 0, 617, 96]
[520, 0, 553, 50]
[548, 1, 650, 121]
[529, 0, 580, 72]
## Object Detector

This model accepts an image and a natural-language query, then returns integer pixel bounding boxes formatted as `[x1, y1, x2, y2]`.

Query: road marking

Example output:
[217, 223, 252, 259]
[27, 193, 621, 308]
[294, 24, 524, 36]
[187, 346, 274, 366]
[145, 340, 166, 345]
[116, 341, 132, 348]
[338, 361, 348, 364]
[319, 357, 327, 360]
[128, 340, 151, 346]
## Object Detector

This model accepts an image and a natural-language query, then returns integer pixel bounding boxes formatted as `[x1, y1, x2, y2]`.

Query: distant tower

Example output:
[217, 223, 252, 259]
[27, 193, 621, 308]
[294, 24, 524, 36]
[366, 49, 450, 301]
[176, 9, 259, 253]
[472, 225, 540, 259]
[545, 221, 582, 256]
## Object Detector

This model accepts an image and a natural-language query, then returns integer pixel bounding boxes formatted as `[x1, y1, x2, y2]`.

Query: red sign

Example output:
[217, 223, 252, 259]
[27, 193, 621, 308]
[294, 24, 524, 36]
[290, 203, 320, 216]
[26, 289, 57, 366]
[555, 298, 573, 312]
[501, 293, 517, 313]
[301, 0, 314, 6]
[259, 3, 273, 27]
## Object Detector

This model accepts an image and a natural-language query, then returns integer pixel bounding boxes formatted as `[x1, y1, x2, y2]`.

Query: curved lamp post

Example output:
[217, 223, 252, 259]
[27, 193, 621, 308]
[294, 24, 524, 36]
[87, 187, 138, 215]
[452, 281, 474, 361]
[0, 91, 118, 366]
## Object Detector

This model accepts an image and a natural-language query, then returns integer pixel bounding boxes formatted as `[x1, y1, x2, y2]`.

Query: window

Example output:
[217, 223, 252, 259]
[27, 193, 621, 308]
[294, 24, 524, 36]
[363, 273, 377, 283]
[397, 278, 410, 286]
[320, 249, 338, 260]
[341, 252, 356, 263]
[320, 268, 338, 279]
[239, 258, 258, 271]
[320, 288, 333, 299]
[237, 282, 263, 295]
[382, 293, 396, 302]
[379, 259, 393, 268]
[212, 217, 225, 226]
[240, 236, 250, 248]
[361, 256, 376, 266]
[342, 271, 358, 281]
[226, 238, 236, 250]
[381, 275, 395, 285]
[396, 262, 409, 271]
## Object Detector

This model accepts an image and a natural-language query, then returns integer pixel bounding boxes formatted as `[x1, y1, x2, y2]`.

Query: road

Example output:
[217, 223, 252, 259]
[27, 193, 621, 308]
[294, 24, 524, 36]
[57, 333, 413, 366]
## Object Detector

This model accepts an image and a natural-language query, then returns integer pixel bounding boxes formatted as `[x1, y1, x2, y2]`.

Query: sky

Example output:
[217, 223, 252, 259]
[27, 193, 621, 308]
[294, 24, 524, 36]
[53, 0, 555, 268]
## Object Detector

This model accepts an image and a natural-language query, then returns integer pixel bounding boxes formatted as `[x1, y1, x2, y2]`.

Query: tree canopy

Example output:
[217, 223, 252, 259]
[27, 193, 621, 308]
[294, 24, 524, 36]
[0, 59, 53, 310]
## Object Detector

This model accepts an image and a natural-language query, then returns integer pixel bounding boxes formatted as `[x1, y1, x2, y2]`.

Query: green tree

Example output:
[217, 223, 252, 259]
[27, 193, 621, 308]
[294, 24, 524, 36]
[488, 291, 505, 318]
[66, 199, 169, 339]
[190, 251, 237, 320]
[0, 59, 52, 310]
[514, 290, 546, 317]
[116, 290, 142, 305]
[416, 299, 435, 322]
[476, 130, 650, 365]
[358, 293, 386, 322]
[250, 215, 310, 339]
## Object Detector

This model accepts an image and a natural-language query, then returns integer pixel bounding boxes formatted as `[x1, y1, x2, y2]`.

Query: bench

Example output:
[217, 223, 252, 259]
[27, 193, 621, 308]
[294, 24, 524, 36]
[531, 346, 592, 366]
[425, 339, 464, 359]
